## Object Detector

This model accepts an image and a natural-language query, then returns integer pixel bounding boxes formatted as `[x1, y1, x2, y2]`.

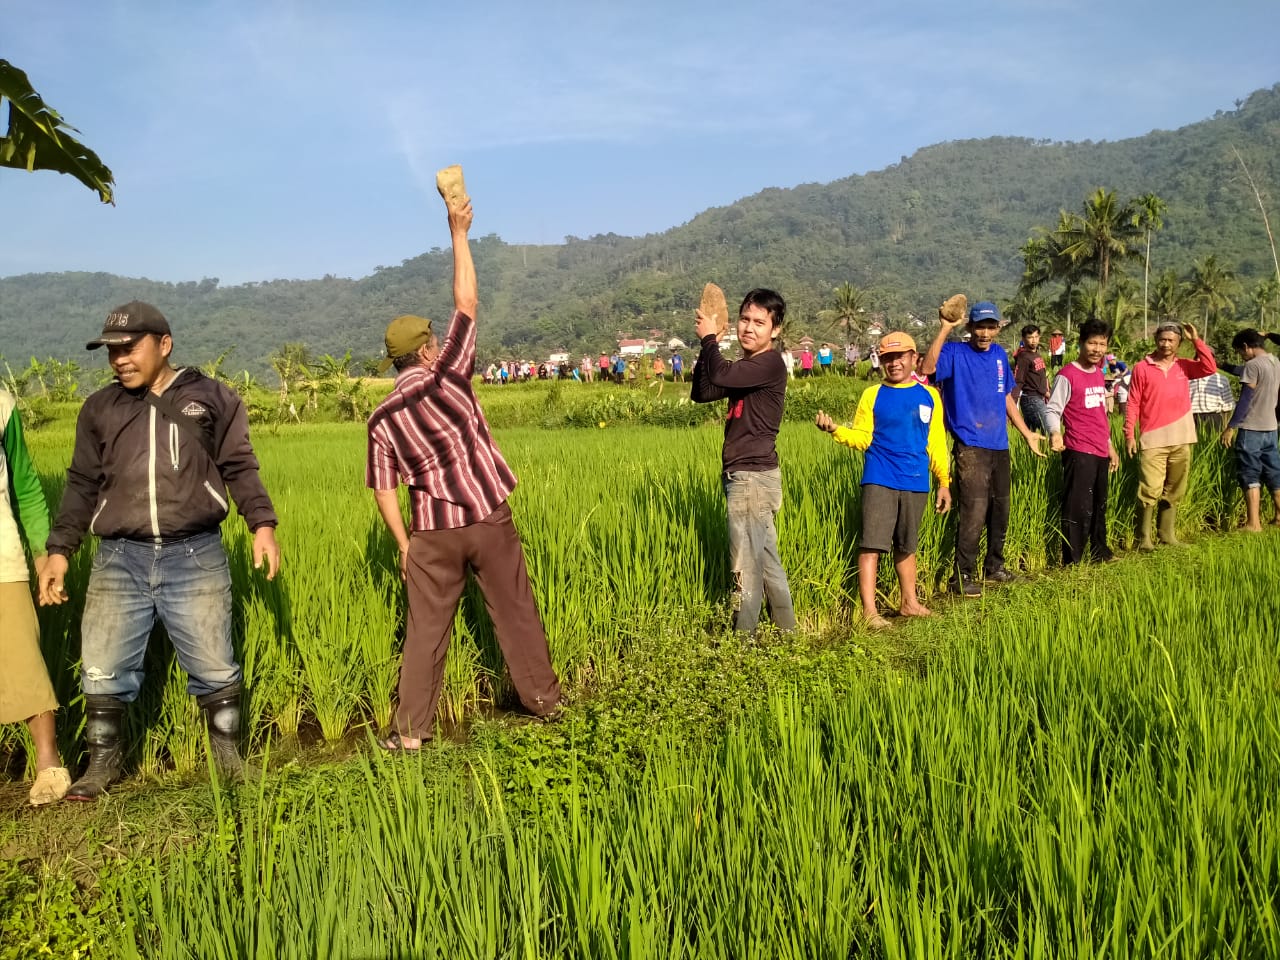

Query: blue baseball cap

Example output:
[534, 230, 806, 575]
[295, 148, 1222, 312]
[968, 301, 1001, 324]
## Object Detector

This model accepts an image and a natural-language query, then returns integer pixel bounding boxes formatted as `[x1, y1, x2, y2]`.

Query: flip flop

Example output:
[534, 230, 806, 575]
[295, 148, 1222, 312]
[376, 731, 422, 753]
[29, 766, 71, 806]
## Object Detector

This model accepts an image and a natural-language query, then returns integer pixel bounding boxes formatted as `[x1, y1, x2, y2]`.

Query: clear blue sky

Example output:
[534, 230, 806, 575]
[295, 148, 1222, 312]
[3, 0, 1277, 285]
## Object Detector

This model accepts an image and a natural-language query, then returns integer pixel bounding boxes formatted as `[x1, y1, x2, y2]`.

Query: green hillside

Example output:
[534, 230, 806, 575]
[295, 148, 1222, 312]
[3, 83, 1278, 372]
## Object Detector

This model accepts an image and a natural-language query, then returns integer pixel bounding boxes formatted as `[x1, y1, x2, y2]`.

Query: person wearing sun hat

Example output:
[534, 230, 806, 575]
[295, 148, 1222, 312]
[366, 189, 562, 751]
[815, 331, 952, 628]
[921, 298, 1046, 597]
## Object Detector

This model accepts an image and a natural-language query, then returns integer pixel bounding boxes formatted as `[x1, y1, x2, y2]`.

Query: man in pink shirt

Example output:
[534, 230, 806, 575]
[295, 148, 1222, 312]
[1123, 321, 1217, 550]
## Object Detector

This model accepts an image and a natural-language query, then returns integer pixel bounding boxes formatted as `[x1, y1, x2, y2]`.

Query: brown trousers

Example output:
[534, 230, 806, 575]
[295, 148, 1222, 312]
[1137, 443, 1192, 506]
[397, 502, 560, 738]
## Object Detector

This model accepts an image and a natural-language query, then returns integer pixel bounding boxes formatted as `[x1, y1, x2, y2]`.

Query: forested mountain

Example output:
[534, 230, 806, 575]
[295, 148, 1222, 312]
[3, 83, 1278, 372]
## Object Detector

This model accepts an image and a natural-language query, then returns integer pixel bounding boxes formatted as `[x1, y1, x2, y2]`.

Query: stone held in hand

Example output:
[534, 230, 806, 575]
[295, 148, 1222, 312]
[939, 293, 968, 323]
[700, 282, 729, 336]
[436, 164, 469, 211]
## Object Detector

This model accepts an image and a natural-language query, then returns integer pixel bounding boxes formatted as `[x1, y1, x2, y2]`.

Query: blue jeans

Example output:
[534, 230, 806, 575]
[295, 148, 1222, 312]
[1019, 394, 1050, 435]
[1236, 428, 1280, 490]
[723, 468, 796, 633]
[80, 531, 239, 702]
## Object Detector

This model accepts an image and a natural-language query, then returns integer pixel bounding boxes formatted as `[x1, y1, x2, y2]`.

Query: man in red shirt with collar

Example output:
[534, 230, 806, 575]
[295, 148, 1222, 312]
[1123, 320, 1216, 550]
[366, 192, 561, 750]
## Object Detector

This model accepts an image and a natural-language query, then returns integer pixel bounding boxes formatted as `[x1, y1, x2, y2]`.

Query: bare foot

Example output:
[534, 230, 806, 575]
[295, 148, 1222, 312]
[899, 603, 932, 618]
[1245, 523, 1263, 532]
[864, 612, 891, 630]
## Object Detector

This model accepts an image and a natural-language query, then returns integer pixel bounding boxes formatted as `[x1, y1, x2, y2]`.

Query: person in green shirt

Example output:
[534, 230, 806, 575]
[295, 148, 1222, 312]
[0, 388, 70, 805]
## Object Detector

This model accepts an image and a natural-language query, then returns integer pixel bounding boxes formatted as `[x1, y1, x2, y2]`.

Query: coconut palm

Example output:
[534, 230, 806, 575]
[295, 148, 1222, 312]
[1049, 282, 1095, 337]
[1150, 268, 1187, 322]
[1054, 189, 1142, 299]
[1250, 277, 1280, 328]
[1004, 289, 1049, 329]
[1095, 291, 1139, 340]
[1186, 255, 1239, 337]
[817, 281, 868, 340]
[1018, 235, 1053, 292]
[1020, 216, 1089, 335]
[1133, 193, 1167, 338]
[1, 59, 113, 202]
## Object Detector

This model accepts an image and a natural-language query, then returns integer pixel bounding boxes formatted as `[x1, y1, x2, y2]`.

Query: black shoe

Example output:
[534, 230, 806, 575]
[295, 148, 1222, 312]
[985, 568, 1016, 584]
[951, 575, 982, 598]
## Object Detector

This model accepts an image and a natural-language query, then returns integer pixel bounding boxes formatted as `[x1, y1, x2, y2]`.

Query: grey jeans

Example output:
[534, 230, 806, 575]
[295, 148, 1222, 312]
[723, 468, 796, 633]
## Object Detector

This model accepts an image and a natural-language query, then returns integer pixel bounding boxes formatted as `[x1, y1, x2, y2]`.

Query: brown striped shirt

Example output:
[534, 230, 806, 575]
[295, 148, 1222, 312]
[366, 310, 516, 530]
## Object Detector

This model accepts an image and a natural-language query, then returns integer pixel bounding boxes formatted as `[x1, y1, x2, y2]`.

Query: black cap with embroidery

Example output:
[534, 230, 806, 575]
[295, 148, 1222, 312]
[86, 301, 172, 350]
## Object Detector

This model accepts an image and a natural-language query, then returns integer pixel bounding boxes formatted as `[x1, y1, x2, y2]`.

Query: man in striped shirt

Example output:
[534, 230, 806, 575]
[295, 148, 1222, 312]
[366, 195, 561, 750]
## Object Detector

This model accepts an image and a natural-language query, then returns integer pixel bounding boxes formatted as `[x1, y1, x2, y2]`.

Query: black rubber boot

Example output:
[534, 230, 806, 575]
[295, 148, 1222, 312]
[197, 681, 244, 780]
[66, 695, 126, 801]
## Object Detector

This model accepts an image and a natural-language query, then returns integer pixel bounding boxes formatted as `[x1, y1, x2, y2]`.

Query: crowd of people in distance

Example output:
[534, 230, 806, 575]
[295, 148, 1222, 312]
[5, 179, 1280, 808]
[482, 351, 688, 386]
[479, 338, 913, 387]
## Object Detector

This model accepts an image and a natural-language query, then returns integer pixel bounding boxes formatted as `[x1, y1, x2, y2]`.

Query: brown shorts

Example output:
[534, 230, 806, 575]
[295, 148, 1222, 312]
[0, 580, 59, 723]
[860, 484, 928, 554]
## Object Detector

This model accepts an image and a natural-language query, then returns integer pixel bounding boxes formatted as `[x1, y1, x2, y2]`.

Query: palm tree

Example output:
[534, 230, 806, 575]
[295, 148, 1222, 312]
[817, 282, 868, 341]
[1004, 288, 1049, 329]
[1017, 235, 1056, 295]
[1249, 277, 1280, 329]
[1186, 255, 1239, 338]
[1133, 193, 1167, 338]
[1150, 268, 1187, 322]
[1096, 291, 1138, 341]
[0, 60, 113, 202]
[1050, 282, 1094, 337]
[1054, 189, 1142, 299]
[1021, 216, 1089, 336]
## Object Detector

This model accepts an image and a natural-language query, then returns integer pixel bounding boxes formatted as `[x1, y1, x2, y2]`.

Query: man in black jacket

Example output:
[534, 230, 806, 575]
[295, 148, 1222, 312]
[38, 301, 280, 798]
[691, 288, 796, 635]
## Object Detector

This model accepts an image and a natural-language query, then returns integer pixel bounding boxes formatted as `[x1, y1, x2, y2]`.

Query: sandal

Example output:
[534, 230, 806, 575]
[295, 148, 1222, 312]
[29, 766, 72, 807]
[376, 731, 422, 753]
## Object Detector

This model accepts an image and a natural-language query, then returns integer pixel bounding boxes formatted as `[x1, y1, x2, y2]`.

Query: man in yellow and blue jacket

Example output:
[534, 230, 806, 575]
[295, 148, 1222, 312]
[816, 332, 952, 628]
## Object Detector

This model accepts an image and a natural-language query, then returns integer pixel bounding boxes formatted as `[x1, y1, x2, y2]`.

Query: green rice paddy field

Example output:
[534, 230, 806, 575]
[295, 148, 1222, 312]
[3, 393, 1278, 958]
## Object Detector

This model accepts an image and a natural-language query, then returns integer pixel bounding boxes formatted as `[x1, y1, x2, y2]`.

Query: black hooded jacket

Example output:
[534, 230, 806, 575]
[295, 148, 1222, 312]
[47, 368, 277, 556]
